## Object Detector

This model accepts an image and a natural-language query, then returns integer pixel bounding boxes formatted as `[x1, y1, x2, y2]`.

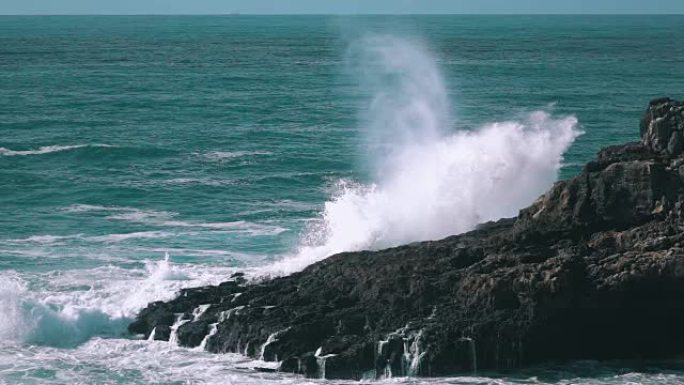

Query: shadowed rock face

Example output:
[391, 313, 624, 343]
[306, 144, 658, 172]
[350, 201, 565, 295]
[130, 98, 684, 379]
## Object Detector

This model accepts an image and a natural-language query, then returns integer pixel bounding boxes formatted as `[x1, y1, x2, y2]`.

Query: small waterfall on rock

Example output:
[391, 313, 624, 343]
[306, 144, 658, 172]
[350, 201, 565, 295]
[197, 323, 218, 351]
[195, 307, 242, 352]
[168, 314, 189, 346]
[191, 304, 210, 321]
[314, 346, 336, 379]
[383, 363, 392, 379]
[259, 328, 289, 361]
[259, 332, 279, 361]
[403, 330, 426, 376]
[222, 306, 244, 321]
[377, 325, 426, 378]
[147, 327, 156, 341]
[377, 339, 389, 356]
[377, 338, 392, 378]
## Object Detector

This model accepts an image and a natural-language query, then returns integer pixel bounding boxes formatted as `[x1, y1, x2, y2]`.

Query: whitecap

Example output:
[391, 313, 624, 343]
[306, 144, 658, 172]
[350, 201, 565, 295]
[138, 247, 261, 261]
[4, 231, 175, 245]
[201, 150, 272, 161]
[8, 234, 82, 244]
[0, 144, 114, 157]
[158, 219, 288, 235]
[87, 231, 175, 243]
[63, 204, 285, 235]
[62, 204, 117, 213]
[0, 253, 242, 350]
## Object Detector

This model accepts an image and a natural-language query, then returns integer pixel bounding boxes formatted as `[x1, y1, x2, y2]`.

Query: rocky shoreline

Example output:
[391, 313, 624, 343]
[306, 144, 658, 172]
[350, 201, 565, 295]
[130, 98, 684, 379]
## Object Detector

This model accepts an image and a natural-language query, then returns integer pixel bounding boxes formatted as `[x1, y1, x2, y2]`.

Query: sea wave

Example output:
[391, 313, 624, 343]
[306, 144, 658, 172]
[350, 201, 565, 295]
[0, 254, 240, 349]
[0, 144, 115, 156]
[64, 204, 287, 235]
[5, 231, 175, 245]
[88, 231, 176, 243]
[200, 150, 273, 161]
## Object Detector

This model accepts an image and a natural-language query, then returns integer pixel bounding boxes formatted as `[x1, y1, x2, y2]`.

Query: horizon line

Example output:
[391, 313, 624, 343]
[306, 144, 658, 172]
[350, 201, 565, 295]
[1, 12, 683, 16]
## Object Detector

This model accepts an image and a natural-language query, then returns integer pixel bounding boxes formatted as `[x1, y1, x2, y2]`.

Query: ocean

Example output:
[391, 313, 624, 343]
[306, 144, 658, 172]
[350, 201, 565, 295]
[1, 15, 683, 384]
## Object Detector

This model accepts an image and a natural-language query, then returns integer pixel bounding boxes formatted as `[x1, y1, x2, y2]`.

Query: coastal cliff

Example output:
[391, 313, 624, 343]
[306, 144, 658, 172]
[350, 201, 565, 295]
[130, 98, 684, 379]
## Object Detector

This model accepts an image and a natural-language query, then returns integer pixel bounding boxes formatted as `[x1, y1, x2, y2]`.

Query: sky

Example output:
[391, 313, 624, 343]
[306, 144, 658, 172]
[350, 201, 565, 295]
[1, 0, 683, 15]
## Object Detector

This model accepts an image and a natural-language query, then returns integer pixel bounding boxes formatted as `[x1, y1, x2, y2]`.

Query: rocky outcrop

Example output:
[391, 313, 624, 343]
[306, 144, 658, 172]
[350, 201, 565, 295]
[641, 98, 684, 156]
[130, 98, 684, 379]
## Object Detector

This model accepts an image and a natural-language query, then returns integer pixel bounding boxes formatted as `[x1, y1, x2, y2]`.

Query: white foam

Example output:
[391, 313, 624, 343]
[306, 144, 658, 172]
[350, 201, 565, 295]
[106, 208, 176, 223]
[0, 144, 114, 156]
[14, 234, 81, 244]
[4, 231, 176, 246]
[63, 204, 120, 213]
[62, 204, 287, 235]
[201, 150, 272, 161]
[88, 231, 175, 243]
[0, 274, 129, 348]
[197, 323, 219, 351]
[0, 336, 677, 385]
[0, 338, 307, 385]
[192, 304, 212, 321]
[156, 219, 287, 235]
[264, 35, 581, 275]
[0, 276, 28, 342]
[168, 315, 190, 346]
[0, 253, 240, 350]
[137, 247, 262, 262]
[144, 252, 190, 282]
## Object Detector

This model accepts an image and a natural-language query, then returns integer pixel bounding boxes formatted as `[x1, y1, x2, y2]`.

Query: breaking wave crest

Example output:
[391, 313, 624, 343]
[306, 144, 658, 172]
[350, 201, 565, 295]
[0, 144, 115, 156]
[0, 254, 235, 348]
[0, 276, 127, 348]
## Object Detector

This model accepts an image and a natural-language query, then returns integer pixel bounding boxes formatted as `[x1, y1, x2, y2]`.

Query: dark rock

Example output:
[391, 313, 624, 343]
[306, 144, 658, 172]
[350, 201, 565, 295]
[229, 272, 247, 285]
[252, 367, 278, 373]
[130, 98, 684, 379]
[641, 97, 684, 156]
[151, 325, 171, 341]
[669, 130, 684, 155]
[127, 278, 246, 341]
[177, 320, 210, 347]
[128, 301, 176, 338]
[283, 352, 317, 378]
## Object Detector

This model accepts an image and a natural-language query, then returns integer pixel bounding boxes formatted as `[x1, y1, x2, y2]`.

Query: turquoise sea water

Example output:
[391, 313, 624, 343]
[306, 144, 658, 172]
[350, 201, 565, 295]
[1, 15, 684, 384]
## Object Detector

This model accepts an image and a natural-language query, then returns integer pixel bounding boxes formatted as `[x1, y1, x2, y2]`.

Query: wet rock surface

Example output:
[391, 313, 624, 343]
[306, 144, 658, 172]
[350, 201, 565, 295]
[130, 98, 684, 379]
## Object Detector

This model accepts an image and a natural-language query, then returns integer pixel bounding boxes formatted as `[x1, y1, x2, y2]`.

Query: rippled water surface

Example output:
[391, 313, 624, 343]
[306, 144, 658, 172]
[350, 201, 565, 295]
[1, 15, 684, 384]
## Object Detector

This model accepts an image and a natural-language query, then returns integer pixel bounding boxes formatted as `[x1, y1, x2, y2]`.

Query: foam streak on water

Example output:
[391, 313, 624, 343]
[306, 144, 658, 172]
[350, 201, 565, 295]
[0, 144, 114, 156]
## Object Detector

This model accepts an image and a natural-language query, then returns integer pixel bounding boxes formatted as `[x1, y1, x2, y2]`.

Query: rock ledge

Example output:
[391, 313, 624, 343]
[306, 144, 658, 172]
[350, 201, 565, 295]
[130, 98, 684, 379]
